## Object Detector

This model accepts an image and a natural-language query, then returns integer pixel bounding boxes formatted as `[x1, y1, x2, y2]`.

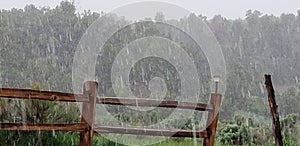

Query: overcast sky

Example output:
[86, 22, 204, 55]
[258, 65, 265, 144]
[0, 0, 299, 19]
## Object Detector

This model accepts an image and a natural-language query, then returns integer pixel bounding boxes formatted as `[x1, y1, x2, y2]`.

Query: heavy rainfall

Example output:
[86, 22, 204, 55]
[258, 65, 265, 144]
[0, 1, 299, 146]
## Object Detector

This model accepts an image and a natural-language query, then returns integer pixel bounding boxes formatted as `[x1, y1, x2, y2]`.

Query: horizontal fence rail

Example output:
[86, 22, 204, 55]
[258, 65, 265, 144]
[0, 123, 208, 138]
[94, 125, 208, 138]
[0, 81, 222, 146]
[0, 88, 88, 102]
[0, 88, 213, 111]
[97, 97, 214, 111]
[0, 123, 88, 132]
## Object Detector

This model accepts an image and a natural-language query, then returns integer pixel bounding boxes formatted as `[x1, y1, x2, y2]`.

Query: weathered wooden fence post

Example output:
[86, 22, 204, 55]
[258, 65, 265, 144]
[203, 93, 222, 146]
[80, 81, 98, 146]
[265, 75, 283, 146]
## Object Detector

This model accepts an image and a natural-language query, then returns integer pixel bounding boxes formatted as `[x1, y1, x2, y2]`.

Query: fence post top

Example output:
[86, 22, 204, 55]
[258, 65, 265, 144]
[84, 81, 98, 85]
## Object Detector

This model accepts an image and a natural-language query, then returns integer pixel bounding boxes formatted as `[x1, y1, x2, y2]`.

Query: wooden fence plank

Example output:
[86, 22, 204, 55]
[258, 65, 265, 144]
[98, 97, 213, 111]
[0, 88, 88, 102]
[94, 125, 208, 138]
[0, 123, 88, 131]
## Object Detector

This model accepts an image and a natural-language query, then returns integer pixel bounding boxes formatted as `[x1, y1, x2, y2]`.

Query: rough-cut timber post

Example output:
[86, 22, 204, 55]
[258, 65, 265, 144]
[265, 75, 283, 146]
[80, 81, 98, 146]
[203, 93, 222, 146]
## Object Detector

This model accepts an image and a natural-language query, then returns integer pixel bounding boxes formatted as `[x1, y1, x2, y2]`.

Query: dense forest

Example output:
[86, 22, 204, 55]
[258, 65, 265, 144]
[0, 1, 299, 145]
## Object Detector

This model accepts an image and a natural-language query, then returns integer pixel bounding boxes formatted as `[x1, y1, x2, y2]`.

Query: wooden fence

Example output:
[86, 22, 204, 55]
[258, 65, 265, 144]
[0, 81, 222, 146]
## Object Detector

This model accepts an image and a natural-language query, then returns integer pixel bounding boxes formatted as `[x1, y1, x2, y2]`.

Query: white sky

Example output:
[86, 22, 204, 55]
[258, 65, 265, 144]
[0, 0, 299, 19]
